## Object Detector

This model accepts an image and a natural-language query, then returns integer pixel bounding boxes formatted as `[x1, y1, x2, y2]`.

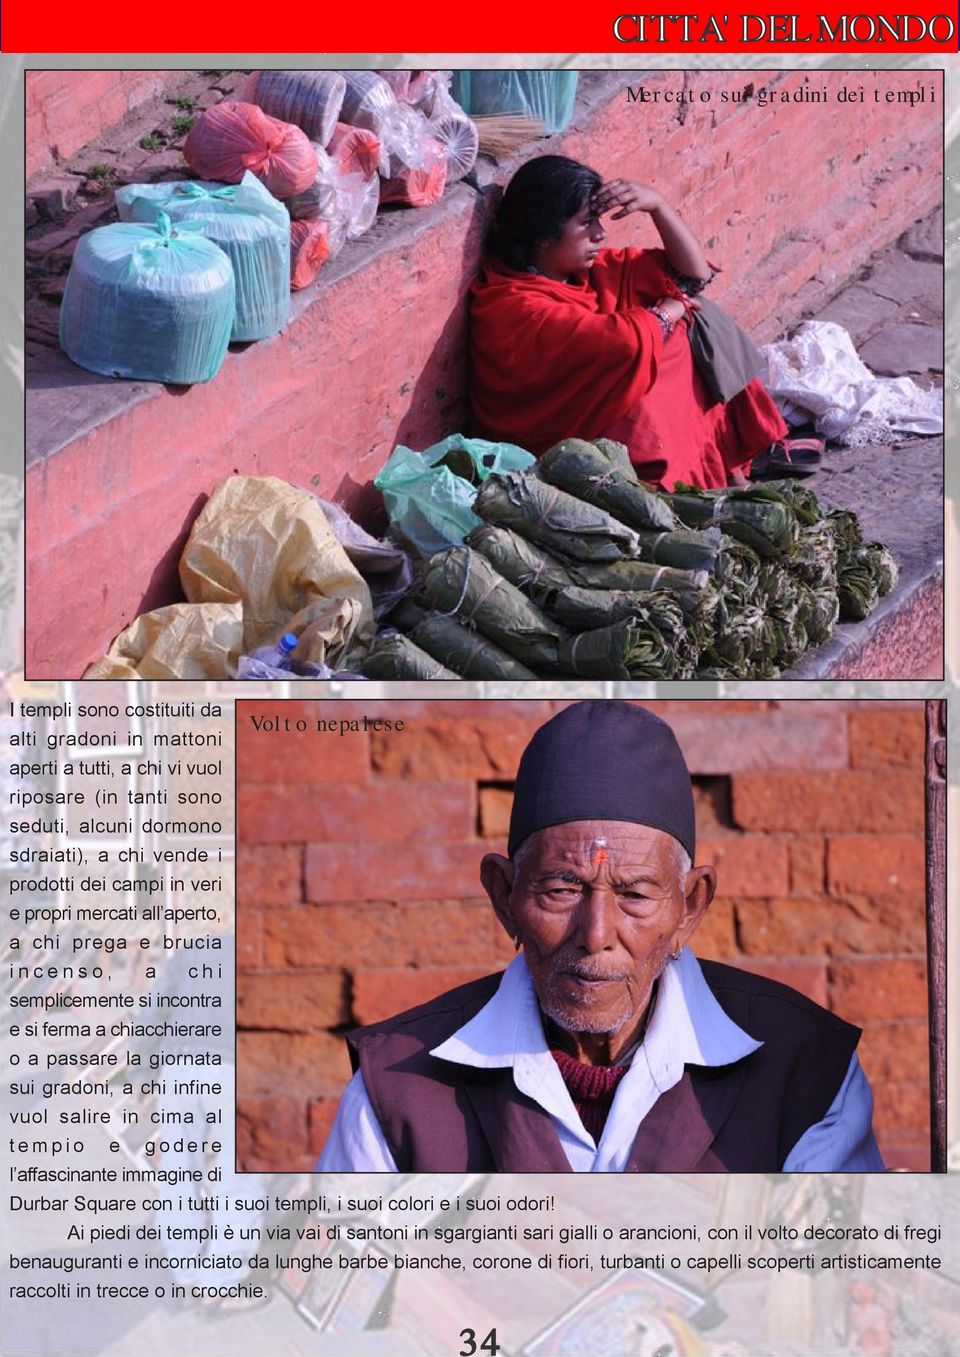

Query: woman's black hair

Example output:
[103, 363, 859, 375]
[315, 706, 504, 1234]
[486, 155, 602, 271]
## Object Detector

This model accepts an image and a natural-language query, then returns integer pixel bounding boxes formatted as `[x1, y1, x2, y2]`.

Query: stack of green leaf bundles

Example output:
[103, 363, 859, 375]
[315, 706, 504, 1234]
[374, 438, 897, 680]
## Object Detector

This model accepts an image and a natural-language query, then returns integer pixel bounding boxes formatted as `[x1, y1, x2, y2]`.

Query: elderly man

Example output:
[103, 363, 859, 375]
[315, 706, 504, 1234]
[318, 702, 883, 1172]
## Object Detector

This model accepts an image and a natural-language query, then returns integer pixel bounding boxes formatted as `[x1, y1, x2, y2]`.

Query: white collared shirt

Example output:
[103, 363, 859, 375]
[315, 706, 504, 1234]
[316, 950, 884, 1173]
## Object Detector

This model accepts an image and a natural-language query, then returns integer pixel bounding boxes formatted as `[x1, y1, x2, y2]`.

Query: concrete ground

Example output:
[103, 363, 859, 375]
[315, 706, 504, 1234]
[784, 208, 943, 679]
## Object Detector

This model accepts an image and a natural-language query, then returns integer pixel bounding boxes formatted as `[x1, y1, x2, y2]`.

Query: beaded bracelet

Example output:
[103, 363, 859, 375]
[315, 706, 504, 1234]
[648, 304, 673, 340]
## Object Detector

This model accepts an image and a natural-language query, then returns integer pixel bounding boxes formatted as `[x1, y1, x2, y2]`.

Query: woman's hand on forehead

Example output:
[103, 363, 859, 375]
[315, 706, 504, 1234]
[591, 178, 664, 219]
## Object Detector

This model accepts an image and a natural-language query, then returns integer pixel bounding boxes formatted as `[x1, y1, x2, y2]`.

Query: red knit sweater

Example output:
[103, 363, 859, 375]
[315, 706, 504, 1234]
[550, 1047, 630, 1143]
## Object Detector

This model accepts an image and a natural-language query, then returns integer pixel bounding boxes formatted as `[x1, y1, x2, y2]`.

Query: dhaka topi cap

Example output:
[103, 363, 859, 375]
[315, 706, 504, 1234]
[507, 701, 695, 859]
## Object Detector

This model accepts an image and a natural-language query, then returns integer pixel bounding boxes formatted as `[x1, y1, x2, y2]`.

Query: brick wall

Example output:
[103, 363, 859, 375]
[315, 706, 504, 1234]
[26, 70, 181, 181]
[235, 699, 931, 1174]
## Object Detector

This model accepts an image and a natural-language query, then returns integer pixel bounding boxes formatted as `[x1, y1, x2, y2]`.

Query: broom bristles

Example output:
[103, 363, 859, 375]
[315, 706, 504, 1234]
[474, 113, 545, 156]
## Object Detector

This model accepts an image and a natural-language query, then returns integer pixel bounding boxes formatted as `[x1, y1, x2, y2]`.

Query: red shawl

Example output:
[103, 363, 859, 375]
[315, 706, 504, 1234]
[469, 246, 786, 490]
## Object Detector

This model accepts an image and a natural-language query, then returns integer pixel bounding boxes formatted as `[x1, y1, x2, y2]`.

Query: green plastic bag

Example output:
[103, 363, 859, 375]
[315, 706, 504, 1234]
[374, 434, 534, 556]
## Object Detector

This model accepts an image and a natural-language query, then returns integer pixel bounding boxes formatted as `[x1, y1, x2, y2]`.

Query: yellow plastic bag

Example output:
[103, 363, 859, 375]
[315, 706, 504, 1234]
[85, 476, 376, 679]
[83, 602, 244, 679]
[179, 475, 374, 666]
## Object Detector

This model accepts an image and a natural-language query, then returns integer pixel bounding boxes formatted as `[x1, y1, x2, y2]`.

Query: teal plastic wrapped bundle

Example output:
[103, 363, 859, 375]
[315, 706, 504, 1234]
[451, 71, 579, 133]
[60, 212, 235, 384]
[116, 173, 290, 342]
[375, 433, 535, 556]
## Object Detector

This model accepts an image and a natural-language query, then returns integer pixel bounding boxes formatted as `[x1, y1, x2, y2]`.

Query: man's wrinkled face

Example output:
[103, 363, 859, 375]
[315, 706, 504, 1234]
[502, 820, 695, 1038]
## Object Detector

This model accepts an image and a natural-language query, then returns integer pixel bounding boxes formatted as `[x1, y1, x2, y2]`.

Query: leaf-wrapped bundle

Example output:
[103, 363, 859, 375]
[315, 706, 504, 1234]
[790, 522, 838, 590]
[757, 561, 797, 611]
[557, 607, 697, 679]
[466, 523, 576, 594]
[714, 536, 764, 590]
[836, 542, 898, 619]
[537, 437, 678, 532]
[361, 631, 459, 679]
[664, 484, 800, 558]
[473, 471, 642, 562]
[755, 479, 823, 526]
[467, 522, 718, 625]
[864, 543, 899, 596]
[699, 599, 767, 678]
[804, 588, 840, 644]
[418, 546, 566, 669]
[765, 597, 808, 668]
[542, 583, 704, 661]
[634, 526, 727, 574]
[634, 593, 701, 678]
[826, 509, 863, 552]
[410, 611, 537, 679]
[837, 548, 880, 619]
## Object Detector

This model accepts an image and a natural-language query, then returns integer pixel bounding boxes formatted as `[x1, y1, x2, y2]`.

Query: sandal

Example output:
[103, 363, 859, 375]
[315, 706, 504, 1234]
[750, 437, 824, 480]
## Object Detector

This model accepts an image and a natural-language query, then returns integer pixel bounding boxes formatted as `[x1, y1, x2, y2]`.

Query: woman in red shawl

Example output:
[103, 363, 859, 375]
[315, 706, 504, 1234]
[470, 155, 788, 490]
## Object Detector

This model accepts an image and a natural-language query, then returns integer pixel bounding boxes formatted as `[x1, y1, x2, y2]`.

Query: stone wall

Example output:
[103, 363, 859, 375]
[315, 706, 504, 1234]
[26, 70, 180, 180]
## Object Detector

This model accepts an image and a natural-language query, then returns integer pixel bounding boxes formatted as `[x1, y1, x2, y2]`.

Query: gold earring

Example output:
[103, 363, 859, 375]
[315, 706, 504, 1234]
[514, 935, 522, 953]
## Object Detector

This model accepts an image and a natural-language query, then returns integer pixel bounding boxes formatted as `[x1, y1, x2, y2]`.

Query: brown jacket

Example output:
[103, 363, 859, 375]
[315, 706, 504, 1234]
[346, 960, 861, 1173]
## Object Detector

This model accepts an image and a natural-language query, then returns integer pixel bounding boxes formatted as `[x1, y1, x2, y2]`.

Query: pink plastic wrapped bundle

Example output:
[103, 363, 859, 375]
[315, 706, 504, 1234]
[327, 122, 381, 180]
[184, 101, 318, 198]
[431, 106, 478, 181]
[252, 70, 346, 147]
[339, 78, 443, 185]
[380, 133, 447, 208]
[378, 70, 442, 106]
[377, 70, 412, 101]
[290, 219, 330, 289]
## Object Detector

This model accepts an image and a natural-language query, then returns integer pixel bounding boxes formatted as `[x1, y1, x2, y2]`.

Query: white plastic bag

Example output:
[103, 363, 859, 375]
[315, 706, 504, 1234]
[339, 71, 398, 137]
[285, 142, 379, 246]
[762, 320, 943, 446]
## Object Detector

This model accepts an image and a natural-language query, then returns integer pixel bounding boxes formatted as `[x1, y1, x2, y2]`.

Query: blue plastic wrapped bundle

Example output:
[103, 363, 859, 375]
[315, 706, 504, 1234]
[451, 71, 579, 133]
[59, 212, 235, 384]
[252, 70, 346, 146]
[116, 173, 290, 342]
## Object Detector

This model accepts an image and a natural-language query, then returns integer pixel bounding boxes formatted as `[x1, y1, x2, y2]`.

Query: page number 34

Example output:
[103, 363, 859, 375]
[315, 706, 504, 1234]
[459, 1329, 500, 1355]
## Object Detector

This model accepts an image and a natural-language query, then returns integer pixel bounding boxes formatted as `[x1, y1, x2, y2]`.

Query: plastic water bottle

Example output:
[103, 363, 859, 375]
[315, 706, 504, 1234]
[236, 632, 299, 680]
[264, 632, 298, 668]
